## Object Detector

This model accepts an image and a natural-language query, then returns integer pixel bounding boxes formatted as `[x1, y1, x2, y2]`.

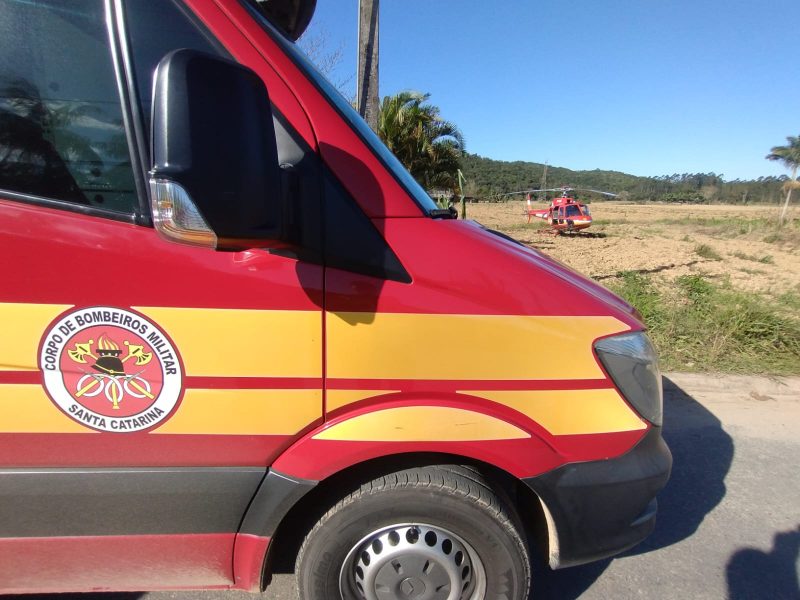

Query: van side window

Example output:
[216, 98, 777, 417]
[123, 0, 229, 136]
[0, 0, 136, 213]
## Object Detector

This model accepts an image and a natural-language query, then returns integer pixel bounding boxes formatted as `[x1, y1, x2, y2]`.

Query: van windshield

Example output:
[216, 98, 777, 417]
[241, 2, 439, 215]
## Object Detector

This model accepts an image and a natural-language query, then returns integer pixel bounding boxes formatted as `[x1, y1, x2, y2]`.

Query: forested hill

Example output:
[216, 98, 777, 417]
[460, 153, 788, 203]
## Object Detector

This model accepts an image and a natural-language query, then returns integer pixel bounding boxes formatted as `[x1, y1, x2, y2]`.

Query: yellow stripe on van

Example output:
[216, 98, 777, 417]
[313, 406, 529, 442]
[0, 384, 91, 433]
[135, 307, 321, 378]
[0, 384, 320, 435]
[327, 313, 627, 381]
[153, 388, 321, 435]
[0, 303, 72, 370]
[463, 389, 646, 435]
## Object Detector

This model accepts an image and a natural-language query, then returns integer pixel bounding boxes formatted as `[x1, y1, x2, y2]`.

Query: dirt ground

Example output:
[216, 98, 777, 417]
[465, 201, 800, 300]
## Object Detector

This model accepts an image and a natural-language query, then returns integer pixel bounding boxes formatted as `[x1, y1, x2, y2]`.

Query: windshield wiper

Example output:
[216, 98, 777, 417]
[428, 207, 458, 219]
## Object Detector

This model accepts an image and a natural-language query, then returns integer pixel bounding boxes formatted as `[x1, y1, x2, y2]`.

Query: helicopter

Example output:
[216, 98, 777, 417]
[523, 187, 617, 233]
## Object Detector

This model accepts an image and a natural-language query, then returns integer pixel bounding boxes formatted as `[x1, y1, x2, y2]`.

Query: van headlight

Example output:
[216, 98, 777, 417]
[594, 332, 663, 426]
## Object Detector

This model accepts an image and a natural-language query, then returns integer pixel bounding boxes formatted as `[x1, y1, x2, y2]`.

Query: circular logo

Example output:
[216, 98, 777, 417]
[39, 307, 183, 433]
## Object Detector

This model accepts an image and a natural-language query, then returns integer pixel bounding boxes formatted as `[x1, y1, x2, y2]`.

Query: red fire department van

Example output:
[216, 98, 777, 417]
[0, 1, 671, 598]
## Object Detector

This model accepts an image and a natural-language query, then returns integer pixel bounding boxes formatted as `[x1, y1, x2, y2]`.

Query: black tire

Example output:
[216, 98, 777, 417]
[295, 465, 530, 600]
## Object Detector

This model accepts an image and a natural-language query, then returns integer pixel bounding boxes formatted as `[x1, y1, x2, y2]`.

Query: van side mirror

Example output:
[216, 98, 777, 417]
[149, 50, 283, 250]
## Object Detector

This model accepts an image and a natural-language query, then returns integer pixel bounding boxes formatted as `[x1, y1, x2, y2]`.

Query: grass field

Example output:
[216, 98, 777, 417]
[465, 201, 800, 375]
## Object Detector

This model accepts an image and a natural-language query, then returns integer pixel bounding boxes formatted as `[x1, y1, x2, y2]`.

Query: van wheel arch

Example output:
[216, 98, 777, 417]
[261, 453, 550, 591]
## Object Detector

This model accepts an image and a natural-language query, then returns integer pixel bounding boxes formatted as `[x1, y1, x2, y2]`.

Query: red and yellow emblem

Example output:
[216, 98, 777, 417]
[39, 307, 183, 432]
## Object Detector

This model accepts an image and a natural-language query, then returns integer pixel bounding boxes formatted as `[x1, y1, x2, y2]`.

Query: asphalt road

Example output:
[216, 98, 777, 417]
[7, 373, 800, 599]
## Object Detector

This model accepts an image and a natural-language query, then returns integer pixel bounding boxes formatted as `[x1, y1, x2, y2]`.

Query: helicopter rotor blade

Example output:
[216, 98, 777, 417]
[496, 188, 563, 197]
[487, 187, 618, 199]
[572, 188, 619, 197]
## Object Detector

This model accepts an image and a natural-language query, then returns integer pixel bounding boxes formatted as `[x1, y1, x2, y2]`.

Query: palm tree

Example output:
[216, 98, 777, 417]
[378, 91, 465, 191]
[766, 134, 800, 225]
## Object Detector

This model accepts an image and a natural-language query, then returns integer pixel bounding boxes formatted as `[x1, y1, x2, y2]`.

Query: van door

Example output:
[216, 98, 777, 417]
[0, 0, 323, 592]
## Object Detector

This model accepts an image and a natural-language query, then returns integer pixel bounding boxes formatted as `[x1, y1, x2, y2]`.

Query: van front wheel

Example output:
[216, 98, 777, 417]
[295, 465, 530, 600]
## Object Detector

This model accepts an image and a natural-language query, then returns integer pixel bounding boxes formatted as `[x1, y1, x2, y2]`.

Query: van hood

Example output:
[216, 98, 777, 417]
[327, 217, 642, 331]
[473, 221, 641, 323]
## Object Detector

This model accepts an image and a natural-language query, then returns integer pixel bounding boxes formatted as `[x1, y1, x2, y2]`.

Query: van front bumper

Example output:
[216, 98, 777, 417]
[522, 426, 672, 569]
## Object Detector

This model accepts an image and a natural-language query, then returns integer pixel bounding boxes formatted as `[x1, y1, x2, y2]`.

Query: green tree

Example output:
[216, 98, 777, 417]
[377, 91, 465, 190]
[766, 134, 800, 224]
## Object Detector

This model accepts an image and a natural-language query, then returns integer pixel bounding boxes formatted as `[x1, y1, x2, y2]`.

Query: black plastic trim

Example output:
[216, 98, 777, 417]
[151, 49, 283, 245]
[117, 0, 235, 228]
[322, 166, 411, 283]
[106, 0, 153, 226]
[522, 426, 672, 569]
[0, 467, 265, 537]
[0, 190, 137, 224]
[428, 207, 457, 220]
[247, 0, 316, 41]
[239, 469, 317, 537]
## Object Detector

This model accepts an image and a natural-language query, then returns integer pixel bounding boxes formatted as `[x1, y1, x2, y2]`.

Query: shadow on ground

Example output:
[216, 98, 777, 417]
[726, 526, 800, 599]
[527, 375, 735, 599]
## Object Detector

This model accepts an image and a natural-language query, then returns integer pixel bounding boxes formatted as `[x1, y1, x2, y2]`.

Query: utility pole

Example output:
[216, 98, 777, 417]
[457, 169, 467, 220]
[540, 162, 548, 199]
[357, 0, 379, 132]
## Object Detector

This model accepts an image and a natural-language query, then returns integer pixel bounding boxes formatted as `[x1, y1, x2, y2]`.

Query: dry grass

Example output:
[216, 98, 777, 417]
[465, 201, 800, 300]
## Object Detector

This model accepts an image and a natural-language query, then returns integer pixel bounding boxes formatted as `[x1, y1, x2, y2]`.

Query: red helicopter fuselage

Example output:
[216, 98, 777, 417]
[527, 191, 593, 232]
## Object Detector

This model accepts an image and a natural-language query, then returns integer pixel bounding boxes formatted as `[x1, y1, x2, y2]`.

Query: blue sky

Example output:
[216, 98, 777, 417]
[301, 0, 799, 181]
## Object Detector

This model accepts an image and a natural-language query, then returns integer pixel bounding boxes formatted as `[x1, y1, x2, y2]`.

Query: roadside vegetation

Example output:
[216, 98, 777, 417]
[731, 251, 773, 264]
[766, 134, 800, 225]
[608, 272, 800, 375]
[460, 154, 791, 204]
[694, 244, 722, 261]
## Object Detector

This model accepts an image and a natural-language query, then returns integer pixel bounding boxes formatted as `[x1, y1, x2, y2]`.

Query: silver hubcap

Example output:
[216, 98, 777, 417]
[340, 524, 486, 600]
